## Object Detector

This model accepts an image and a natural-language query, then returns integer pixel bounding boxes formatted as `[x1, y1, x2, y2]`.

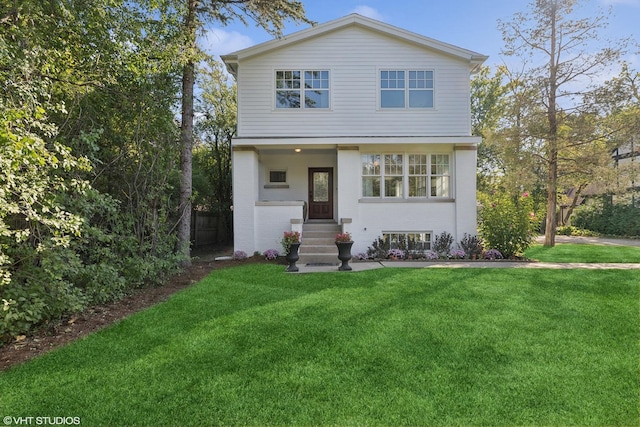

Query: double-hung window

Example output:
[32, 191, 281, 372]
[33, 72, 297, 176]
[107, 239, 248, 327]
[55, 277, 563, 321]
[276, 70, 329, 109]
[384, 154, 403, 198]
[362, 153, 450, 198]
[430, 154, 450, 197]
[408, 154, 428, 197]
[380, 70, 434, 109]
[362, 154, 381, 197]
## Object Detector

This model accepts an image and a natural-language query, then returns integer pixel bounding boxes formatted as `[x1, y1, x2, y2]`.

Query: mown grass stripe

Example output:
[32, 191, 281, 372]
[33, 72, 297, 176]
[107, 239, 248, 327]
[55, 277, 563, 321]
[1, 266, 638, 426]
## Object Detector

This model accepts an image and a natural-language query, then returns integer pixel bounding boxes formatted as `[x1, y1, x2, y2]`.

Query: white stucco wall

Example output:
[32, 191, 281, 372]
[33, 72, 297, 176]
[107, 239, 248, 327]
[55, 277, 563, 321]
[232, 149, 259, 254]
[240, 143, 478, 255]
[255, 202, 305, 253]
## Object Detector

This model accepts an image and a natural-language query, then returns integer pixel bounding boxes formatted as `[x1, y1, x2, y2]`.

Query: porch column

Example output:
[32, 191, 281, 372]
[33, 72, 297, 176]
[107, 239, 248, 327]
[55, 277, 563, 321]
[337, 145, 360, 234]
[233, 146, 259, 254]
[454, 145, 478, 240]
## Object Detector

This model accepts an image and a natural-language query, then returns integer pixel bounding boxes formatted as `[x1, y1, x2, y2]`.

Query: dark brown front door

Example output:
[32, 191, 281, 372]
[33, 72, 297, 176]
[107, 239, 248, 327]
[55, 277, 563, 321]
[308, 168, 333, 219]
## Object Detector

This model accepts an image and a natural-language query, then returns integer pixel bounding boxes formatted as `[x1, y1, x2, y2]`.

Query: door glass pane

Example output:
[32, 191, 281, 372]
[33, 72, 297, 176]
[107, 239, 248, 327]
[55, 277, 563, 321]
[313, 172, 329, 202]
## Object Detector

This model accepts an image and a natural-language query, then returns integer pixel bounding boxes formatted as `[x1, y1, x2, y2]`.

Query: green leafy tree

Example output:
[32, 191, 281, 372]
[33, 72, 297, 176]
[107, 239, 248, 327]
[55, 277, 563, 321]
[471, 66, 507, 191]
[193, 59, 237, 243]
[499, 0, 628, 246]
[588, 62, 640, 200]
[147, 0, 314, 265]
[0, 0, 183, 339]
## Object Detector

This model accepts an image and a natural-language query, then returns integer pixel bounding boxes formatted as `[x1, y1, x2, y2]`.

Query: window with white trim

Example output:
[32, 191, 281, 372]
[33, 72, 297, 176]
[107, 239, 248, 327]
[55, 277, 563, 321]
[384, 232, 432, 251]
[361, 153, 450, 198]
[408, 154, 428, 197]
[380, 70, 434, 109]
[430, 154, 450, 197]
[269, 170, 287, 184]
[362, 154, 381, 197]
[276, 70, 329, 109]
[384, 154, 403, 198]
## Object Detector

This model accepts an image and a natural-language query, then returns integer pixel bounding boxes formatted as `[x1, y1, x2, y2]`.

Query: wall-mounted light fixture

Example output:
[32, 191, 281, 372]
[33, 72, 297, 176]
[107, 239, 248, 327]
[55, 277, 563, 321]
[294, 148, 302, 153]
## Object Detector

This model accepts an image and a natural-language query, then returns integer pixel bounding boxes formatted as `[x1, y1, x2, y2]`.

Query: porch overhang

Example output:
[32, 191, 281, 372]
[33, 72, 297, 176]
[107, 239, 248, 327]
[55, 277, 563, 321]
[232, 135, 482, 148]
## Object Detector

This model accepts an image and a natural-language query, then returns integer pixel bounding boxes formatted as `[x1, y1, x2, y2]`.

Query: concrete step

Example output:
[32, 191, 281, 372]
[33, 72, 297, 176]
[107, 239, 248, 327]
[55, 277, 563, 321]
[302, 231, 338, 239]
[301, 237, 335, 246]
[302, 222, 340, 231]
[298, 253, 339, 265]
[299, 244, 336, 254]
[299, 221, 341, 265]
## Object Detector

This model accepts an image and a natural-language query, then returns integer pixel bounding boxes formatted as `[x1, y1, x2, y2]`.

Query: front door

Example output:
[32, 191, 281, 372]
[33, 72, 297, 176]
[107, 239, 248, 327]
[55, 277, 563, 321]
[308, 168, 333, 220]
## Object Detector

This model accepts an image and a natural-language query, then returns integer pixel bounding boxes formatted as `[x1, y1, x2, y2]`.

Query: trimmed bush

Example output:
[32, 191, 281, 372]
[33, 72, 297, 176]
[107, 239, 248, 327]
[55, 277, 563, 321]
[573, 199, 640, 237]
[479, 191, 539, 258]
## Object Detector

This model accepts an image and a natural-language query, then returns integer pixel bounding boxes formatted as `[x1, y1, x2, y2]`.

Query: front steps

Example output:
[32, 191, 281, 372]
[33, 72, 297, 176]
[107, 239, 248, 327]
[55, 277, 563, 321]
[299, 221, 340, 265]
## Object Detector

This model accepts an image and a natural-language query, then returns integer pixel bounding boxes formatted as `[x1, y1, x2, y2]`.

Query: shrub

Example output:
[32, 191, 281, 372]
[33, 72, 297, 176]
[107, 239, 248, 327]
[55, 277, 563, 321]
[449, 249, 466, 259]
[387, 248, 405, 259]
[556, 225, 599, 237]
[233, 251, 248, 260]
[573, 199, 640, 237]
[433, 232, 454, 257]
[478, 191, 539, 258]
[366, 237, 390, 260]
[484, 249, 504, 260]
[263, 249, 279, 260]
[425, 251, 439, 260]
[355, 252, 369, 261]
[458, 233, 483, 258]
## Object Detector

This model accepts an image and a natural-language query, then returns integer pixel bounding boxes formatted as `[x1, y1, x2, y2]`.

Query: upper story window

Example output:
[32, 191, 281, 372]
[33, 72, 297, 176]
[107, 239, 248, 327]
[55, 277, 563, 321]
[380, 70, 434, 109]
[362, 153, 450, 198]
[276, 70, 329, 109]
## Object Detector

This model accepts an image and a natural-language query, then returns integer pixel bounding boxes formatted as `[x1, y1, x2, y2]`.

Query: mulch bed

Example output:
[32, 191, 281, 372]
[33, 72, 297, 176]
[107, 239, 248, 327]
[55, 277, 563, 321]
[0, 252, 274, 372]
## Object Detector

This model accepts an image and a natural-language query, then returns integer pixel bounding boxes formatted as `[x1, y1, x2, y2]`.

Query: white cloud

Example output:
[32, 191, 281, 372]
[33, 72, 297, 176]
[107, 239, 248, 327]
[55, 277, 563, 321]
[350, 5, 385, 21]
[599, 0, 640, 6]
[200, 28, 254, 57]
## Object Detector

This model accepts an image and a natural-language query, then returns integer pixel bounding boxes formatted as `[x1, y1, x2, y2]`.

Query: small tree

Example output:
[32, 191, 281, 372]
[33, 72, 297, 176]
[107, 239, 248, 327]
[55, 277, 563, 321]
[478, 191, 540, 258]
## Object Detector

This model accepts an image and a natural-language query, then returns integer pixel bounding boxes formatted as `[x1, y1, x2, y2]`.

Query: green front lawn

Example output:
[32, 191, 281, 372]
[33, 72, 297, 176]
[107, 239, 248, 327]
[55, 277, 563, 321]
[1, 265, 638, 426]
[525, 243, 640, 263]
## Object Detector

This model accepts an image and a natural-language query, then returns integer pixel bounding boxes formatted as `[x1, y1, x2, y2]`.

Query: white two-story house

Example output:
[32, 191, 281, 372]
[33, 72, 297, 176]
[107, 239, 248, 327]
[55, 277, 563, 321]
[222, 14, 487, 262]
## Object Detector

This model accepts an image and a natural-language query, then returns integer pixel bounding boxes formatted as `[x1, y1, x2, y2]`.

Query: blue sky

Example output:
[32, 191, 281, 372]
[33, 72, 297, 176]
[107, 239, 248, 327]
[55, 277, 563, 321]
[202, 0, 639, 72]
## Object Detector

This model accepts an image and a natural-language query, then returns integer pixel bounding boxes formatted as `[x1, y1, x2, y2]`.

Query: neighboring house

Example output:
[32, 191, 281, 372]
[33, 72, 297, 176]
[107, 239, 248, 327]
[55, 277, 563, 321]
[561, 139, 639, 226]
[612, 140, 640, 198]
[222, 14, 487, 262]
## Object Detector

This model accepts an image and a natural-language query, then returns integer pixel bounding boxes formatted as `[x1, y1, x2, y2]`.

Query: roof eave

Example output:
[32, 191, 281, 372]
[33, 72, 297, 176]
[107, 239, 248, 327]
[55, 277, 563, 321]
[221, 14, 488, 68]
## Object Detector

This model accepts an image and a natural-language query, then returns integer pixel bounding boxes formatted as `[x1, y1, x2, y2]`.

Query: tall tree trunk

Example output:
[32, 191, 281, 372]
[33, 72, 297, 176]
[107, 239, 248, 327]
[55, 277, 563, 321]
[544, 0, 559, 247]
[177, 0, 198, 266]
[545, 148, 558, 246]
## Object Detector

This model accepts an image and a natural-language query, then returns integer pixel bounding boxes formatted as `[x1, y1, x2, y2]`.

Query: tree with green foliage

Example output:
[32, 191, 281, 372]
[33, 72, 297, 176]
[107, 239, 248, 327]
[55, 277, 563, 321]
[146, 0, 314, 265]
[0, 0, 184, 340]
[471, 66, 507, 191]
[193, 59, 237, 243]
[499, 0, 628, 246]
[588, 62, 640, 200]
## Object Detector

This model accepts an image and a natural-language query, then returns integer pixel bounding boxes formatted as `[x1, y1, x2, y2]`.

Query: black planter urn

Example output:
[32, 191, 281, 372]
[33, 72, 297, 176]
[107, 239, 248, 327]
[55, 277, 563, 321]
[336, 241, 353, 271]
[285, 242, 301, 272]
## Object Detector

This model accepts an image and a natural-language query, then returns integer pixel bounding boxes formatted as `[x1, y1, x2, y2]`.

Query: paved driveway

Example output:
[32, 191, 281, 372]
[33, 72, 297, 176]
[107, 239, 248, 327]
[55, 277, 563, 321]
[535, 235, 640, 246]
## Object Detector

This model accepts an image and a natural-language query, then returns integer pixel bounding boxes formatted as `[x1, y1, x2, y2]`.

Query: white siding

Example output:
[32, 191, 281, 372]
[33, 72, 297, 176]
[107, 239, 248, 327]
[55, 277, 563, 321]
[236, 26, 472, 138]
